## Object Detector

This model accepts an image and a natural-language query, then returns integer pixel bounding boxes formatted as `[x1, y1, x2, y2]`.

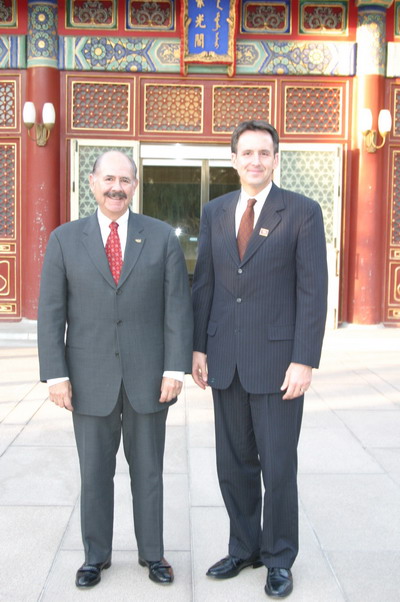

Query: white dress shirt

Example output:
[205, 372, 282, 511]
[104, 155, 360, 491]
[48, 207, 184, 386]
[235, 181, 273, 235]
[97, 206, 129, 259]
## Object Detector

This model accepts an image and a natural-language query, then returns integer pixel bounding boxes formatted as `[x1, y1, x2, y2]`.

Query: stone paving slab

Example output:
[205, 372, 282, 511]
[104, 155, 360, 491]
[0, 325, 399, 601]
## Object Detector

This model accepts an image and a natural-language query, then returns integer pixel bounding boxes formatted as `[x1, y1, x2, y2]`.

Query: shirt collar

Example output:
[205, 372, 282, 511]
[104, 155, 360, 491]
[240, 181, 273, 205]
[97, 207, 130, 228]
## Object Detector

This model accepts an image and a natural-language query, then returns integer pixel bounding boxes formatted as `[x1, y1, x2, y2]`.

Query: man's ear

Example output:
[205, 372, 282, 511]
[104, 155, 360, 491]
[88, 173, 95, 191]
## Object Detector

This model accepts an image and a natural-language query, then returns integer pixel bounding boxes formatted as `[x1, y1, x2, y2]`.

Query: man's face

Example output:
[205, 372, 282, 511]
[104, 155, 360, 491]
[89, 152, 138, 220]
[231, 130, 279, 195]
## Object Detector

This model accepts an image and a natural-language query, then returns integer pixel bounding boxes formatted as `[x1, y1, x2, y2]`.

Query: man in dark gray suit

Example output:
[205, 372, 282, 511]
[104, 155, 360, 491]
[38, 150, 193, 589]
[192, 121, 328, 598]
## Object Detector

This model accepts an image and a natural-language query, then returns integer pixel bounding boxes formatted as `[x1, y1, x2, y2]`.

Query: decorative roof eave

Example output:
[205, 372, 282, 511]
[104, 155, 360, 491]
[58, 35, 357, 77]
[355, 0, 394, 8]
[0, 36, 26, 68]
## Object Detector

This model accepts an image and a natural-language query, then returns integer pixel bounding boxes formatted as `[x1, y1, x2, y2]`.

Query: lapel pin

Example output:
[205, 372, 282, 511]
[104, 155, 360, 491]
[134, 239, 142, 243]
[259, 228, 269, 237]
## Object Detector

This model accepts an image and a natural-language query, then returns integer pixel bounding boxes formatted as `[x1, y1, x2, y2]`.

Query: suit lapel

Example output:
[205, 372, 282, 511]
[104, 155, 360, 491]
[82, 213, 116, 288]
[82, 211, 145, 288]
[218, 191, 241, 265]
[118, 211, 145, 286]
[241, 182, 285, 264]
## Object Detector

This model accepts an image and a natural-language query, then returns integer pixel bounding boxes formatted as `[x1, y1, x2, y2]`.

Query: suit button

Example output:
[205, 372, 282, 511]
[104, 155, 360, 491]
[236, 298, 242, 303]
[117, 320, 122, 325]
[237, 268, 243, 274]
[116, 289, 122, 295]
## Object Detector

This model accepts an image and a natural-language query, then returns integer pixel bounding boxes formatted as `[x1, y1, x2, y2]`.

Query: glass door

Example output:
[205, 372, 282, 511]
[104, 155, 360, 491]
[141, 163, 202, 275]
[140, 144, 237, 276]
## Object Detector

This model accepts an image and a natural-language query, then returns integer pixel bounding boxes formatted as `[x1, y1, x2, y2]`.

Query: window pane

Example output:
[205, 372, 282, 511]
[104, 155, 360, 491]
[142, 165, 201, 275]
[209, 166, 239, 200]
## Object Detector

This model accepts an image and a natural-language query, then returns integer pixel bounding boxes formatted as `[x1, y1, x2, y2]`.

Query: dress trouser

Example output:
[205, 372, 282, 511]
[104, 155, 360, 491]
[72, 384, 168, 564]
[212, 370, 304, 569]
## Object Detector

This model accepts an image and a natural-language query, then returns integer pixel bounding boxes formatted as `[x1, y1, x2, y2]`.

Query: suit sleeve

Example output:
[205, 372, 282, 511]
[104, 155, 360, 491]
[291, 200, 328, 368]
[191, 205, 215, 353]
[163, 229, 193, 373]
[37, 231, 69, 382]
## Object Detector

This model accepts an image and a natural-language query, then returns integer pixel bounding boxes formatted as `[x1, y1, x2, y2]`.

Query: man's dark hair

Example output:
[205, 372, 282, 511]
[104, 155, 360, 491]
[92, 151, 137, 179]
[231, 120, 279, 155]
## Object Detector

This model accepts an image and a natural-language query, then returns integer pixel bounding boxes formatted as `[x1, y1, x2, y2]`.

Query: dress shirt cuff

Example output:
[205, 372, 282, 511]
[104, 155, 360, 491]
[163, 371, 184, 382]
[47, 377, 70, 386]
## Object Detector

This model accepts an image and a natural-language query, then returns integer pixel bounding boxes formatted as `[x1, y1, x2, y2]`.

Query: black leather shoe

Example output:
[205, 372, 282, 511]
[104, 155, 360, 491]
[265, 568, 293, 598]
[75, 559, 111, 588]
[206, 554, 263, 579]
[139, 557, 174, 584]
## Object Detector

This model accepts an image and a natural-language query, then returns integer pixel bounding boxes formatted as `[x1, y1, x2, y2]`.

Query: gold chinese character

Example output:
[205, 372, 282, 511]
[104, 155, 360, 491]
[194, 33, 205, 48]
[196, 0, 205, 7]
[195, 14, 206, 28]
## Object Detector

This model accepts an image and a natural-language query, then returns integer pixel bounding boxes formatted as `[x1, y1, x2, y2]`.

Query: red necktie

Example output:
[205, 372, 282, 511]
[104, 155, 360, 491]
[237, 198, 257, 260]
[105, 222, 123, 284]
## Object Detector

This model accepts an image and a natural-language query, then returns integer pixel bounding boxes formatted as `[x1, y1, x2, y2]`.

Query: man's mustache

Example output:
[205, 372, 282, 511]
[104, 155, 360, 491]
[106, 192, 127, 200]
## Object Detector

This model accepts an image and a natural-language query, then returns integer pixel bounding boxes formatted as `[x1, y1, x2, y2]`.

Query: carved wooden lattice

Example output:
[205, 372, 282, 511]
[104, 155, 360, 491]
[280, 148, 336, 243]
[285, 86, 342, 133]
[299, 1, 348, 35]
[128, 0, 174, 30]
[0, 81, 16, 128]
[72, 82, 130, 130]
[393, 151, 400, 246]
[67, 0, 117, 28]
[0, 142, 18, 318]
[0, 144, 15, 238]
[385, 151, 400, 323]
[395, 90, 400, 138]
[241, 1, 289, 34]
[144, 84, 203, 132]
[0, 0, 16, 26]
[213, 85, 271, 133]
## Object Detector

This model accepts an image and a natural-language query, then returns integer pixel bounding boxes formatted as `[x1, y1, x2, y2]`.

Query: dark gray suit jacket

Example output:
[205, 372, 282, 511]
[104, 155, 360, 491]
[38, 210, 193, 415]
[192, 182, 328, 394]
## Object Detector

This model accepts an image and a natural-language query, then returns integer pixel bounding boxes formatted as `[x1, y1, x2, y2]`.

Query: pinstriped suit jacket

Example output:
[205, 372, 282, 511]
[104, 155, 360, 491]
[192, 182, 328, 394]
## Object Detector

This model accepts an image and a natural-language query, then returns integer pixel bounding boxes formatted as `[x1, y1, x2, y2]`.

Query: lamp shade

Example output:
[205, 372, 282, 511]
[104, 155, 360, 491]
[42, 103, 56, 126]
[378, 109, 392, 135]
[22, 101, 36, 127]
[359, 108, 372, 134]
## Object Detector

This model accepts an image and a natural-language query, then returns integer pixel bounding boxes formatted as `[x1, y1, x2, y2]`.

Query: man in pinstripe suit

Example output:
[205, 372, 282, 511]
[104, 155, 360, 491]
[192, 120, 328, 598]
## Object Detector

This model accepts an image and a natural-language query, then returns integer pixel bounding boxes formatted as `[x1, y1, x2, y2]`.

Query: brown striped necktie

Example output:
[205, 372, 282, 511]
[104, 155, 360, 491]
[237, 198, 257, 260]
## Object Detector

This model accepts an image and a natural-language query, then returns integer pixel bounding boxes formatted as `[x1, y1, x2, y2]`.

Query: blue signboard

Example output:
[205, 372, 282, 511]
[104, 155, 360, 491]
[182, 0, 237, 74]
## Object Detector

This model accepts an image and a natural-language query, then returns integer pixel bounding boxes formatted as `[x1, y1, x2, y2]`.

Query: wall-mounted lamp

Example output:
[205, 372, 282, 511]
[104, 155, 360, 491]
[22, 101, 56, 146]
[359, 108, 392, 153]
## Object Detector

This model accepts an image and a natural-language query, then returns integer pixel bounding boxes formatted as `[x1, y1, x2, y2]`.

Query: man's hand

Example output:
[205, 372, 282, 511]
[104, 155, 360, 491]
[49, 380, 73, 411]
[281, 362, 312, 400]
[192, 351, 208, 390]
[159, 377, 183, 403]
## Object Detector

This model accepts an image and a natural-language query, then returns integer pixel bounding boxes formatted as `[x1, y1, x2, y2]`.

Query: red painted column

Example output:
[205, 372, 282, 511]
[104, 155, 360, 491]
[22, 68, 60, 320]
[347, 4, 390, 324]
[22, 2, 60, 319]
[348, 74, 386, 324]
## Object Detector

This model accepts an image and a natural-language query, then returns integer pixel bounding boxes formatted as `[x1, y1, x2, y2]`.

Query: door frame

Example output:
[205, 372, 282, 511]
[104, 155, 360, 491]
[274, 143, 343, 329]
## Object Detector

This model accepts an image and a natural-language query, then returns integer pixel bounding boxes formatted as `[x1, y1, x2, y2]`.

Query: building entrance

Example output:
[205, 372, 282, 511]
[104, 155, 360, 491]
[71, 141, 341, 328]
